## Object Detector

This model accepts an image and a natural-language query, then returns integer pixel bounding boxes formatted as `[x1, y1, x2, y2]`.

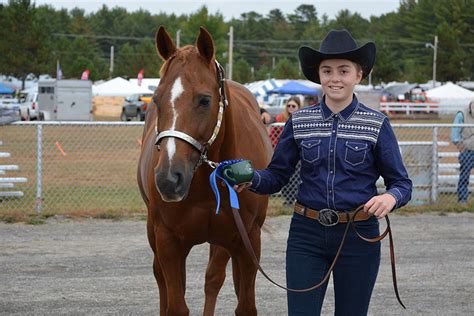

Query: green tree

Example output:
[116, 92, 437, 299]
[1, 0, 473, 85]
[65, 37, 104, 80]
[233, 58, 253, 84]
[326, 10, 370, 39]
[182, 6, 228, 61]
[288, 4, 321, 39]
[273, 58, 299, 79]
[0, 0, 52, 88]
[255, 64, 271, 80]
[231, 12, 270, 68]
[135, 39, 162, 78]
[115, 43, 136, 78]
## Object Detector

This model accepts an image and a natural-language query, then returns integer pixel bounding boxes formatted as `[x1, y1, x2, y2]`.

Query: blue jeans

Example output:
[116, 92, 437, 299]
[458, 150, 474, 202]
[286, 213, 381, 316]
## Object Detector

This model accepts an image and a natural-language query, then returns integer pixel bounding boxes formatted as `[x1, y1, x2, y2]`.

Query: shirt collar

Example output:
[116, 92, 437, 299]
[320, 94, 359, 122]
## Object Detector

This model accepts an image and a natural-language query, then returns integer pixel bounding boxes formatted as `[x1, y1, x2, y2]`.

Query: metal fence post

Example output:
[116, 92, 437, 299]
[431, 127, 439, 203]
[36, 124, 43, 214]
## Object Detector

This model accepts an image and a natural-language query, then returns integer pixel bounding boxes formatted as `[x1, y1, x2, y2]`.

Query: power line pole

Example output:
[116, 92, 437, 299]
[109, 46, 114, 79]
[176, 29, 181, 48]
[425, 35, 438, 88]
[228, 26, 233, 80]
[433, 35, 438, 88]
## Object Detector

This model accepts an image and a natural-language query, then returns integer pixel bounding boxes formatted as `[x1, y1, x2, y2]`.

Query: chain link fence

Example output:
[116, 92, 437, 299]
[1, 122, 473, 219]
[267, 122, 474, 211]
[0, 122, 144, 219]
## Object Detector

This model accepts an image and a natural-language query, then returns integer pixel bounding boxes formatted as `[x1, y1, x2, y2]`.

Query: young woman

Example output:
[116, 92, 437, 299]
[276, 96, 302, 123]
[236, 29, 412, 315]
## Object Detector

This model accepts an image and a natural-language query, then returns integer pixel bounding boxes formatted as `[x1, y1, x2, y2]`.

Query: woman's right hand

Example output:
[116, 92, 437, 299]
[456, 142, 465, 152]
[233, 182, 252, 193]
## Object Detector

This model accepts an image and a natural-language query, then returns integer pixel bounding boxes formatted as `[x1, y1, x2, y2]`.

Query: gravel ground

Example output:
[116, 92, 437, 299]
[1, 212, 473, 315]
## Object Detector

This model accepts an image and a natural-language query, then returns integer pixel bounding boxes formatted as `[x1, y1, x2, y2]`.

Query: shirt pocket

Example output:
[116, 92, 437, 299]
[301, 139, 321, 163]
[344, 141, 368, 166]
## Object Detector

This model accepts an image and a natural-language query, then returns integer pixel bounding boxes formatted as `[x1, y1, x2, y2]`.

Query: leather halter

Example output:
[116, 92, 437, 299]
[155, 60, 228, 169]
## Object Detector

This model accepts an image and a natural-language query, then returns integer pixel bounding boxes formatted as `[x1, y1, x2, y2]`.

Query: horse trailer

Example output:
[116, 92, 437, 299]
[38, 79, 92, 121]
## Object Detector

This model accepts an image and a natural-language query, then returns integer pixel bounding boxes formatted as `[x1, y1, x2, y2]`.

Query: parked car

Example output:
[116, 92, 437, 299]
[120, 94, 152, 121]
[19, 91, 39, 121]
[0, 96, 20, 111]
[262, 95, 291, 116]
[0, 96, 21, 124]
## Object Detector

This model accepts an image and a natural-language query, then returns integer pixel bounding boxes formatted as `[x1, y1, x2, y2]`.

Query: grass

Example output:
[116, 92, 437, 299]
[0, 118, 472, 224]
[0, 123, 146, 222]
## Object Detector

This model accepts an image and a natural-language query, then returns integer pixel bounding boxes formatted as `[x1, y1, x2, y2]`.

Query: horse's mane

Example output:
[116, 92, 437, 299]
[159, 45, 210, 77]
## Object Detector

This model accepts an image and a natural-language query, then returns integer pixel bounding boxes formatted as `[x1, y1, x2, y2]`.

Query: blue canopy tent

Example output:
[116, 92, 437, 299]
[0, 82, 15, 94]
[246, 79, 284, 103]
[267, 80, 320, 96]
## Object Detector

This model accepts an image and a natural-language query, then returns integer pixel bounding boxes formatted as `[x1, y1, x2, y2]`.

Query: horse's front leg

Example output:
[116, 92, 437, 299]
[204, 245, 231, 315]
[147, 219, 168, 315]
[231, 223, 261, 316]
[152, 255, 168, 315]
[155, 229, 191, 316]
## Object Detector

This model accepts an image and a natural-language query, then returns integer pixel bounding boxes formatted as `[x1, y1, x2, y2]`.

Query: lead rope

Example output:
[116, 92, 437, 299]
[211, 172, 405, 306]
[350, 208, 406, 308]
[233, 203, 405, 307]
[231, 206, 352, 293]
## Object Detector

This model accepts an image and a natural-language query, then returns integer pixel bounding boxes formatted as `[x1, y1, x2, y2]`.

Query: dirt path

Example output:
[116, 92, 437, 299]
[1, 213, 473, 315]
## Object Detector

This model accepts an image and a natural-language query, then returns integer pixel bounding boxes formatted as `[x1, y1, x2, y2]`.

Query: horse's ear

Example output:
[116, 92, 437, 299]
[196, 27, 215, 64]
[155, 26, 176, 61]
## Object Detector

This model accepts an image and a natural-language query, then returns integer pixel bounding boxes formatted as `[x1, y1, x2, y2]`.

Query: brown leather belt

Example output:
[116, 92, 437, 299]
[294, 202, 371, 225]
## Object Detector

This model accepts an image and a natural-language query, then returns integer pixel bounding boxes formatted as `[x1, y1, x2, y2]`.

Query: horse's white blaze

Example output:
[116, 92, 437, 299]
[167, 77, 184, 162]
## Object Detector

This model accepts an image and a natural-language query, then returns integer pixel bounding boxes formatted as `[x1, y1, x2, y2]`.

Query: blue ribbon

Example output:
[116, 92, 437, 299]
[209, 159, 243, 214]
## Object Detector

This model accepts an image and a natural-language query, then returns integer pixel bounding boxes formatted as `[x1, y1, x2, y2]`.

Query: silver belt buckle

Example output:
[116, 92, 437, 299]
[318, 208, 339, 226]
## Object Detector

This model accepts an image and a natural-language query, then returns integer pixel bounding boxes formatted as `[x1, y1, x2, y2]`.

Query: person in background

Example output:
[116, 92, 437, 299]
[276, 96, 301, 122]
[269, 96, 302, 148]
[270, 96, 302, 206]
[451, 100, 474, 204]
[260, 106, 274, 125]
[305, 95, 319, 107]
[234, 29, 412, 315]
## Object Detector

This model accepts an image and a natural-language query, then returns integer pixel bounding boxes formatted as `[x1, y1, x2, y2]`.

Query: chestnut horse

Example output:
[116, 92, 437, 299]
[137, 26, 272, 315]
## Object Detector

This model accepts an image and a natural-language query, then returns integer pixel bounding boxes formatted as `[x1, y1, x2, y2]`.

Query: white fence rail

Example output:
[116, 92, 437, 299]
[380, 101, 467, 115]
[0, 140, 26, 198]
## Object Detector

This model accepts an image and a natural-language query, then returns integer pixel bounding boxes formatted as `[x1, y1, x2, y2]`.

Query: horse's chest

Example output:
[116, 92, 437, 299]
[158, 209, 210, 238]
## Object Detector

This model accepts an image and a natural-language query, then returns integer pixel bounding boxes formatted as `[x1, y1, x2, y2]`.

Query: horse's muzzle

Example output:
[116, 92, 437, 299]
[154, 167, 191, 202]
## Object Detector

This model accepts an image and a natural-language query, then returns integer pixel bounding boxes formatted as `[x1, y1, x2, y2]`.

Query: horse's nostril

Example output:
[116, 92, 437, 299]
[172, 171, 183, 190]
[161, 170, 185, 192]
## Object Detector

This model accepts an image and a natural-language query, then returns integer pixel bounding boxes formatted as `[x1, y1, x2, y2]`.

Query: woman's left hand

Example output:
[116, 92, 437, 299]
[363, 193, 396, 219]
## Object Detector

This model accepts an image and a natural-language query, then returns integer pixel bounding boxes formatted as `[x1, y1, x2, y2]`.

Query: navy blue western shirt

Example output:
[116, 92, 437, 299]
[250, 95, 412, 211]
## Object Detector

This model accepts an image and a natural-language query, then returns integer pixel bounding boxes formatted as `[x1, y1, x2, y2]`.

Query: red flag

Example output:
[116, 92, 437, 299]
[81, 69, 90, 80]
[137, 69, 144, 86]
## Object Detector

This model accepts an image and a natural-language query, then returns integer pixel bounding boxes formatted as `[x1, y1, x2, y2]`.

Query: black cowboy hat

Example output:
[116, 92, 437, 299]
[299, 29, 376, 84]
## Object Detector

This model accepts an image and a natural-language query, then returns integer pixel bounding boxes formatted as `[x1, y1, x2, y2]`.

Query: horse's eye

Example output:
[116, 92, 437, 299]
[198, 95, 211, 107]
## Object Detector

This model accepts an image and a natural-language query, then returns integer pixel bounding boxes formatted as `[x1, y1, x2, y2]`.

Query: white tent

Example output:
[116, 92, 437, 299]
[92, 77, 153, 97]
[426, 82, 474, 99]
[425, 82, 474, 113]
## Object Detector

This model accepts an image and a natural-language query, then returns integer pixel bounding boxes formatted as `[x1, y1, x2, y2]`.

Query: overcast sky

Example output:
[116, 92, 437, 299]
[26, 0, 400, 20]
